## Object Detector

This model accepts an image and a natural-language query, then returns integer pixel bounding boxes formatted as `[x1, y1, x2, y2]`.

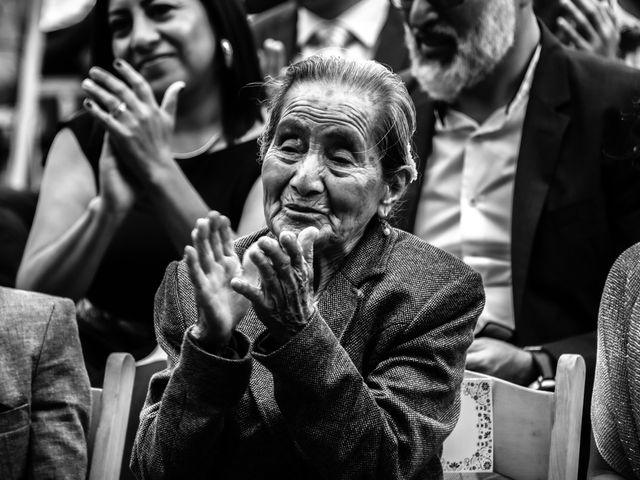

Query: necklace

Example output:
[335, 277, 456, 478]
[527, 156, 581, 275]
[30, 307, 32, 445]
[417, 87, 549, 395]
[172, 129, 224, 159]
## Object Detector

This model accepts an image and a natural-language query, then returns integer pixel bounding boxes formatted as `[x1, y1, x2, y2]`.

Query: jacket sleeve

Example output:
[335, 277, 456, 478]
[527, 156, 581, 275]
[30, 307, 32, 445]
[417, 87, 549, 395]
[252, 269, 484, 479]
[130, 261, 253, 480]
[29, 297, 91, 480]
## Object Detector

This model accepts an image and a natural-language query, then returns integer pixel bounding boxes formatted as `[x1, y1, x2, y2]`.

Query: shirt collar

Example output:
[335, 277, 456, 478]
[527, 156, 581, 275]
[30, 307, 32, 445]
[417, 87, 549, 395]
[297, 0, 390, 49]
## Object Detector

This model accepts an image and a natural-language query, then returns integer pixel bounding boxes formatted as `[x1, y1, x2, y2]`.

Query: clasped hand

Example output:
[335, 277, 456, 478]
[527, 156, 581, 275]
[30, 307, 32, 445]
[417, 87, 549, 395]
[186, 211, 319, 352]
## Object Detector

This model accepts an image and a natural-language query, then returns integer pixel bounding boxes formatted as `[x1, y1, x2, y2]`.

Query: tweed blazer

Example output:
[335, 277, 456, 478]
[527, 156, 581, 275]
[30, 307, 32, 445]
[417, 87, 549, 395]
[592, 242, 640, 478]
[0, 287, 90, 480]
[131, 221, 484, 480]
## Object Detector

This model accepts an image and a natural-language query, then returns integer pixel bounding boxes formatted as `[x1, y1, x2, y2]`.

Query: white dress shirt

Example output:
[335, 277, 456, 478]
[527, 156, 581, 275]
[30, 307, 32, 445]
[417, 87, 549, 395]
[297, 0, 390, 61]
[414, 46, 541, 337]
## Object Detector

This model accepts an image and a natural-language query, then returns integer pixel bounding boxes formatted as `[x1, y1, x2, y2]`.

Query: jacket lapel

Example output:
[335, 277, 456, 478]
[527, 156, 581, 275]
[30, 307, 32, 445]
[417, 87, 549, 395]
[244, 221, 395, 434]
[511, 26, 571, 323]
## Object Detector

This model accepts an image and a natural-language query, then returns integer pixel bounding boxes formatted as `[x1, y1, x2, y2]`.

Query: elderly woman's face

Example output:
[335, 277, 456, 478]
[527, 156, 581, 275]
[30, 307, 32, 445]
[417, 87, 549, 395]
[262, 82, 389, 255]
[108, 0, 217, 95]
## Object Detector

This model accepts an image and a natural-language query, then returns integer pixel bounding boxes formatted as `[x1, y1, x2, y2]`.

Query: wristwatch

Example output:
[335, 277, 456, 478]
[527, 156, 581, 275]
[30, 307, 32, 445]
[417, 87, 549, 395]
[524, 346, 556, 392]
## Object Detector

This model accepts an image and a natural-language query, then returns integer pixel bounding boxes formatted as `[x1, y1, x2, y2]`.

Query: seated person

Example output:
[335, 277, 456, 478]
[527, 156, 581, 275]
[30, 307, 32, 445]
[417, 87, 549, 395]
[130, 56, 484, 479]
[590, 242, 640, 477]
[16, 0, 265, 384]
[0, 287, 90, 480]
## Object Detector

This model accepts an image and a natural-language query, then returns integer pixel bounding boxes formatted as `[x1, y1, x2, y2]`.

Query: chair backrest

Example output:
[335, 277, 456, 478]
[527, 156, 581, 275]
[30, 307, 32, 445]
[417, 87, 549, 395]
[442, 353, 586, 480]
[88, 353, 136, 480]
[119, 351, 167, 480]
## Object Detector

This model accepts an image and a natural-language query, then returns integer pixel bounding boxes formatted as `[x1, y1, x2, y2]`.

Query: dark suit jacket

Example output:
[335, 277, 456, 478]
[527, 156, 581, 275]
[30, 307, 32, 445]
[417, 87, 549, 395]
[250, 0, 410, 73]
[0, 287, 90, 480]
[393, 25, 640, 376]
[131, 222, 484, 480]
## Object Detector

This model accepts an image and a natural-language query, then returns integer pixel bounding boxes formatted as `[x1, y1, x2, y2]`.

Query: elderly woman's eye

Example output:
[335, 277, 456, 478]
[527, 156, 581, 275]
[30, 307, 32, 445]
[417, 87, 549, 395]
[329, 151, 355, 166]
[280, 138, 302, 153]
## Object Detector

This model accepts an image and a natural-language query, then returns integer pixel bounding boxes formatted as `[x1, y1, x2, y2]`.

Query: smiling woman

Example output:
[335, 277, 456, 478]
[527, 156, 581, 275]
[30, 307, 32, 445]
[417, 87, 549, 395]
[131, 56, 485, 480]
[15, 0, 265, 385]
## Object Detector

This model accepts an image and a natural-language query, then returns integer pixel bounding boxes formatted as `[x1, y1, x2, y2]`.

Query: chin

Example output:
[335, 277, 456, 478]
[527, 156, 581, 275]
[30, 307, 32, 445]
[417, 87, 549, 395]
[405, 1, 516, 102]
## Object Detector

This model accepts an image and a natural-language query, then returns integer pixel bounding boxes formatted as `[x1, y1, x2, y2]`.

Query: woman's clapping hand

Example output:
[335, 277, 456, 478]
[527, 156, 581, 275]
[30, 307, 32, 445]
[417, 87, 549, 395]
[81, 59, 184, 184]
[232, 227, 319, 346]
[185, 212, 258, 352]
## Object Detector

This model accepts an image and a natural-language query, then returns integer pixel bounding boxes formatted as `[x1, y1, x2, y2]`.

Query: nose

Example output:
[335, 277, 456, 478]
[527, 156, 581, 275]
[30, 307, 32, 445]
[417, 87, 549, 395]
[408, 0, 439, 27]
[289, 151, 325, 197]
[130, 13, 160, 52]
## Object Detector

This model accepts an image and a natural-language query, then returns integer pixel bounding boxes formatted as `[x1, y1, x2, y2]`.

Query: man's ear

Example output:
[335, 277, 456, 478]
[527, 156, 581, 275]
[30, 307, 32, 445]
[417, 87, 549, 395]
[377, 174, 408, 218]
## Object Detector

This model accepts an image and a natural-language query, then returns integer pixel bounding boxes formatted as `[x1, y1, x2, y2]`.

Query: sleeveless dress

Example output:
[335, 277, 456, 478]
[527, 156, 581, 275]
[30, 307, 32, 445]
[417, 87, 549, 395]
[64, 113, 261, 383]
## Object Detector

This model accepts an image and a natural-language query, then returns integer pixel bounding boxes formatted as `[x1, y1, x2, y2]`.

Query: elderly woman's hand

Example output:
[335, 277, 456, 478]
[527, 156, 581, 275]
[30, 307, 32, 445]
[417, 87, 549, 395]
[185, 212, 258, 353]
[81, 59, 183, 184]
[232, 227, 319, 346]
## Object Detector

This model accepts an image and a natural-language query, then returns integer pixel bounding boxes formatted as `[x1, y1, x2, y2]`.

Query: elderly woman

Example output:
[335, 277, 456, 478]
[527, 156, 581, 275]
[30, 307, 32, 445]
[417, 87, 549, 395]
[131, 56, 484, 480]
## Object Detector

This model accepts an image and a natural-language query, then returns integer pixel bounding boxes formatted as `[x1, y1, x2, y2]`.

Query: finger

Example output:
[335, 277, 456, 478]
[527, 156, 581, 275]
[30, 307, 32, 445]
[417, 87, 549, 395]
[557, 16, 592, 50]
[559, 0, 599, 40]
[572, 0, 607, 25]
[248, 244, 280, 294]
[84, 99, 129, 137]
[230, 277, 265, 306]
[217, 214, 234, 257]
[279, 231, 303, 269]
[113, 58, 156, 105]
[297, 226, 318, 267]
[185, 245, 210, 291]
[82, 78, 127, 116]
[257, 236, 291, 277]
[193, 218, 215, 274]
[160, 80, 186, 120]
[207, 211, 225, 262]
[87, 66, 142, 114]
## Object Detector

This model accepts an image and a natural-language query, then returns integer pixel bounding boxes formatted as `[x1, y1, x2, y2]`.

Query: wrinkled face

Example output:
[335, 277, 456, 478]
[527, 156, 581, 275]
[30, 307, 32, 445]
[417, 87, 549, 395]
[404, 0, 516, 101]
[262, 82, 389, 258]
[108, 0, 217, 95]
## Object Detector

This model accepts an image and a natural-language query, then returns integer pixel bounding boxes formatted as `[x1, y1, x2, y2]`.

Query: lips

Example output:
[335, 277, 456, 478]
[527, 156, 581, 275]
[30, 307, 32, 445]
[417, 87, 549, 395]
[412, 26, 456, 60]
[284, 204, 324, 215]
[134, 53, 174, 71]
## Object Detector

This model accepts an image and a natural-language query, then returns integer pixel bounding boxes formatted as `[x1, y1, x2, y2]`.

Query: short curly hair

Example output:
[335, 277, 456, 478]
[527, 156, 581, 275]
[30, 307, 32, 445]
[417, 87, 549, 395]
[259, 56, 418, 195]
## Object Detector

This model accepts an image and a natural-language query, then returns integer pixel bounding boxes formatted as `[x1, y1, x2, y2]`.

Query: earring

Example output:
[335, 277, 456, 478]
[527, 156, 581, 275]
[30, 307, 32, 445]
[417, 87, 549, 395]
[380, 216, 391, 236]
[220, 38, 234, 69]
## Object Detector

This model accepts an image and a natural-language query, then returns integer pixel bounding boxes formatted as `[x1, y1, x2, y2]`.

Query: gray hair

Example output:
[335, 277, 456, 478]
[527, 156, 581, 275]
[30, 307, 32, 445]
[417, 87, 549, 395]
[259, 56, 418, 195]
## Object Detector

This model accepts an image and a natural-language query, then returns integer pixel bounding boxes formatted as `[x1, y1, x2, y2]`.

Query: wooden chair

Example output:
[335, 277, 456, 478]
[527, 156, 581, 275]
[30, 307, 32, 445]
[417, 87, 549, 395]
[119, 347, 168, 480]
[88, 353, 136, 480]
[443, 354, 586, 480]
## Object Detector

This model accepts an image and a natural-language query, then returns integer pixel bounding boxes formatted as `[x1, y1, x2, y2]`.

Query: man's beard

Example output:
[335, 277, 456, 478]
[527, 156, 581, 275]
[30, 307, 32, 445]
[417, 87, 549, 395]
[406, 1, 516, 102]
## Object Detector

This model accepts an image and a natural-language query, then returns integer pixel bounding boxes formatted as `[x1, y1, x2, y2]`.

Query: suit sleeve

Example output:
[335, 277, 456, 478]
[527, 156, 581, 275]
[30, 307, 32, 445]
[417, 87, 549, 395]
[29, 297, 91, 480]
[130, 261, 253, 480]
[252, 270, 484, 479]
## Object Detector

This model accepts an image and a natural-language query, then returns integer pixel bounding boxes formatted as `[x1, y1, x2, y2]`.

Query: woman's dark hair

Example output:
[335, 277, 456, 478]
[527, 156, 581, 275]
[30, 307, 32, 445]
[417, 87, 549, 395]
[91, 0, 263, 141]
[259, 56, 418, 201]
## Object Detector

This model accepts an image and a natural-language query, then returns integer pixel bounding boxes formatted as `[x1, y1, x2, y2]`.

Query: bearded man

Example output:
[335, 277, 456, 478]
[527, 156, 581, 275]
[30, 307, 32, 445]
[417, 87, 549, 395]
[394, 0, 640, 456]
